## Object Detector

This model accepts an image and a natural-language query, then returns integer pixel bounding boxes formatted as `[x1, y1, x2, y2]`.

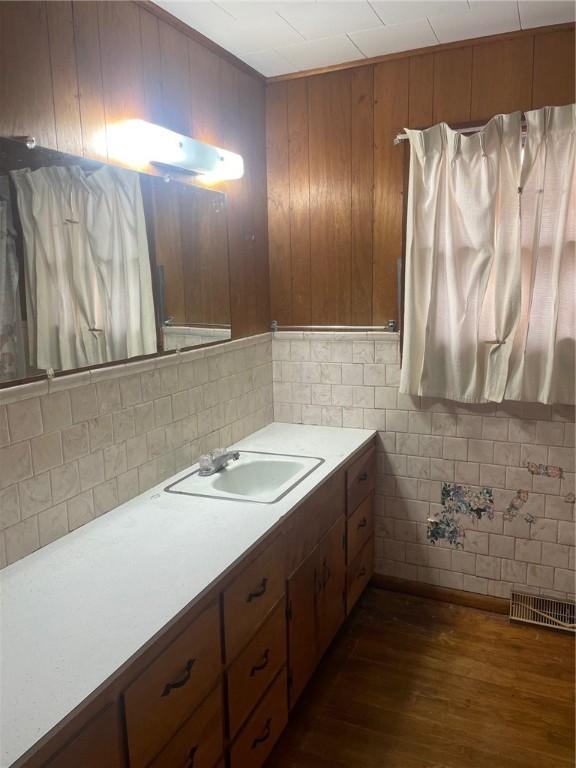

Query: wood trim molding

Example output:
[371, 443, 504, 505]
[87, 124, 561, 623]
[135, 0, 265, 82]
[371, 574, 510, 615]
[266, 22, 576, 83]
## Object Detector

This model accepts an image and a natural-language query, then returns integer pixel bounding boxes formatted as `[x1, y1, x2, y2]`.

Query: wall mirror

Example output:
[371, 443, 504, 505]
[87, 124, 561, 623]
[0, 137, 232, 386]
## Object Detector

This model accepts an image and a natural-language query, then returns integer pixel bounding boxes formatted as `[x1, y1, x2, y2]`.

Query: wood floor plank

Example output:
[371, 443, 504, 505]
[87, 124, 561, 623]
[266, 589, 575, 768]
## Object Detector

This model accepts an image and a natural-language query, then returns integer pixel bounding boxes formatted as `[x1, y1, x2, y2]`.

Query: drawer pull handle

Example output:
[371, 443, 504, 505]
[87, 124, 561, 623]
[247, 577, 268, 602]
[358, 472, 368, 482]
[357, 517, 368, 529]
[358, 567, 366, 579]
[251, 718, 272, 749]
[187, 746, 197, 766]
[250, 648, 270, 676]
[161, 658, 195, 697]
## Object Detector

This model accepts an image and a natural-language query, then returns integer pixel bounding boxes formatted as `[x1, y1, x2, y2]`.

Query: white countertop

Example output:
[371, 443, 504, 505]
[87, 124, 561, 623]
[0, 423, 374, 767]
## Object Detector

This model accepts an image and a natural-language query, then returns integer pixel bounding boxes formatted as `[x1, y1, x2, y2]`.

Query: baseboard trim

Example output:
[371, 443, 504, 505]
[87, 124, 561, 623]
[371, 574, 509, 615]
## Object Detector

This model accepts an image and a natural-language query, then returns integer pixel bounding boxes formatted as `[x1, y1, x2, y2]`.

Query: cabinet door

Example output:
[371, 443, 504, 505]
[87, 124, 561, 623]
[315, 515, 346, 659]
[286, 549, 317, 708]
[45, 704, 125, 768]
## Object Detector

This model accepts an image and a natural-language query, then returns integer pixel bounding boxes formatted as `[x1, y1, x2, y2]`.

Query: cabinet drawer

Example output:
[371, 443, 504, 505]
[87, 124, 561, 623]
[45, 704, 124, 768]
[125, 603, 221, 768]
[223, 537, 285, 661]
[346, 448, 376, 514]
[230, 669, 288, 768]
[227, 598, 287, 737]
[149, 686, 224, 768]
[347, 536, 373, 612]
[347, 494, 374, 564]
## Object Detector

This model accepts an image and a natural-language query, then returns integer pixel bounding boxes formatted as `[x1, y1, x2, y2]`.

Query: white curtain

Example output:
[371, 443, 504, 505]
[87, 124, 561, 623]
[400, 105, 575, 406]
[505, 105, 575, 404]
[0, 176, 25, 381]
[10, 165, 156, 371]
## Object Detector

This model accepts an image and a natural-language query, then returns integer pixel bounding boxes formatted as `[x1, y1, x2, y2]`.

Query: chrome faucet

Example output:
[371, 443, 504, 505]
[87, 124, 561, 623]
[198, 448, 240, 476]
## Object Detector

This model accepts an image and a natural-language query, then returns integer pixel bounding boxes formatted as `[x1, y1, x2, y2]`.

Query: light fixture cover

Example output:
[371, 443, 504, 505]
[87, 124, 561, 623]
[105, 119, 244, 181]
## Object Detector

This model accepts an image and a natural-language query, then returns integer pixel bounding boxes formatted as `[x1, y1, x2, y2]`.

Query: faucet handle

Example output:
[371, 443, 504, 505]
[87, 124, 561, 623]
[199, 454, 213, 471]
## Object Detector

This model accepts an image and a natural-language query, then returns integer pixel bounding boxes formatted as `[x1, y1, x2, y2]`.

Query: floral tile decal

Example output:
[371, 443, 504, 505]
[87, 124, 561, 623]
[427, 483, 494, 549]
[504, 489, 534, 523]
[427, 512, 464, 549]
[440, 483, 494, 521]
[526, 462, 564, 479]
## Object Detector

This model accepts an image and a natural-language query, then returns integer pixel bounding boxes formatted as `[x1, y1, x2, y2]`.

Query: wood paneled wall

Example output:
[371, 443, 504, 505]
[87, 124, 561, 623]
[266, 25, 576, 327]
[0, 0, 270, 339]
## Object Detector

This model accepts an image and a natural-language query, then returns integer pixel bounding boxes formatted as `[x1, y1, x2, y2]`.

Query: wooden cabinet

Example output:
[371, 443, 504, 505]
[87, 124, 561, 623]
[287, 515, 346, 708]
[315, 516, 346, 658]
[286, 543, 319, 707]
[223, 535, 285, 661]
[149, 687, 224, 768]
[227, 598, 287, 737]
[347, 493, 374, 564]
[229, 669, 288, 768]
[24, 438, 376, 768]
[285, 469, 345, 577]
[347, 537, 374, 613]
[45, 704, 125, 768]
[346, 447, 376, 513]
[124, 603, 221, 768]
[346, 447, 375, 614]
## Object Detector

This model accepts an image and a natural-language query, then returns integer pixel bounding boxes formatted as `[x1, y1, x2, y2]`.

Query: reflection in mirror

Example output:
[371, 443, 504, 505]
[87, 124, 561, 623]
[0, 138, 232, 385]
[147, 177, 231, 352]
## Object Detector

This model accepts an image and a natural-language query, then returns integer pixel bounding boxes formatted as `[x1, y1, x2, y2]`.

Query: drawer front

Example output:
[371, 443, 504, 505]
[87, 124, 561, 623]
[46, 704, 124, 768]
[230, 669, 288, 768]
[125, 603, 221, 768]
[347, 536, 374, 613]
[227, 598, 287, 737]
[223, 536, 285, 661]
[347, 493, 374, 564]
[285, 470, 345, 577]
[149, 686, 224, 768]
[346, 448, 376, 514]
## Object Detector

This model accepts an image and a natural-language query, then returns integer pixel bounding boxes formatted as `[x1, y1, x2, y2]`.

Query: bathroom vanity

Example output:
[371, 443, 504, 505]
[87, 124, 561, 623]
[1, 424, 376, 768]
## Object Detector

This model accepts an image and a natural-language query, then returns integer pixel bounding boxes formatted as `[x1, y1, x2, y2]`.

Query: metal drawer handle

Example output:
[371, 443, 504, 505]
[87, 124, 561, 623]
[247, 577, 268, 602]
[250, 648, 270, 676]
[358, 472, 368, 482]
[251, 718, 272, 749]
[357, 517, 368, 529]
[187, 745, 197, 767]
[161, 658, 195, 697]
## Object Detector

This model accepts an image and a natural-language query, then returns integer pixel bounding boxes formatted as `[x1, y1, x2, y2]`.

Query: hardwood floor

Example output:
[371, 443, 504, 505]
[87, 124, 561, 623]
[266, 588, 575, 768]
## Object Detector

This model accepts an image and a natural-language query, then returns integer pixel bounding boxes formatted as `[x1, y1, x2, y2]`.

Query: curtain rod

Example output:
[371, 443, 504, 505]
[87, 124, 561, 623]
[394, 121, 528, 145]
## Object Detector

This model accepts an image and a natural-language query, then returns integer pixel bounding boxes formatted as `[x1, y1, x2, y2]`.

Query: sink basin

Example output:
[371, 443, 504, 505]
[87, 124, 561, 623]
[164, 451, 324, 504]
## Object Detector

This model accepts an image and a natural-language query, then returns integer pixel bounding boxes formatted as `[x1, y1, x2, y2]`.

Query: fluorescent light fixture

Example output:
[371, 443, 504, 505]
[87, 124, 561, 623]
[105, 119, 244, 181]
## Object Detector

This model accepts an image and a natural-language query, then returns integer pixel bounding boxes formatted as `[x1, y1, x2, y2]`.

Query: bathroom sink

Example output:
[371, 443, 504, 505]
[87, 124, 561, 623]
[164, 451, 324, 503]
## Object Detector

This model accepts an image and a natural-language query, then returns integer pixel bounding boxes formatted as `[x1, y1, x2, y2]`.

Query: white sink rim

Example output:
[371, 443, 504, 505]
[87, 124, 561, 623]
[164, 450, 324, 504]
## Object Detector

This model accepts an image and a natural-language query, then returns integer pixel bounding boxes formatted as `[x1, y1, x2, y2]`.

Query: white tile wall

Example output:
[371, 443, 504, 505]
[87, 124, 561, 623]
[273, 331, 576, 601]
[3, 327, 574, 604]
[0, 334, 273, 568]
